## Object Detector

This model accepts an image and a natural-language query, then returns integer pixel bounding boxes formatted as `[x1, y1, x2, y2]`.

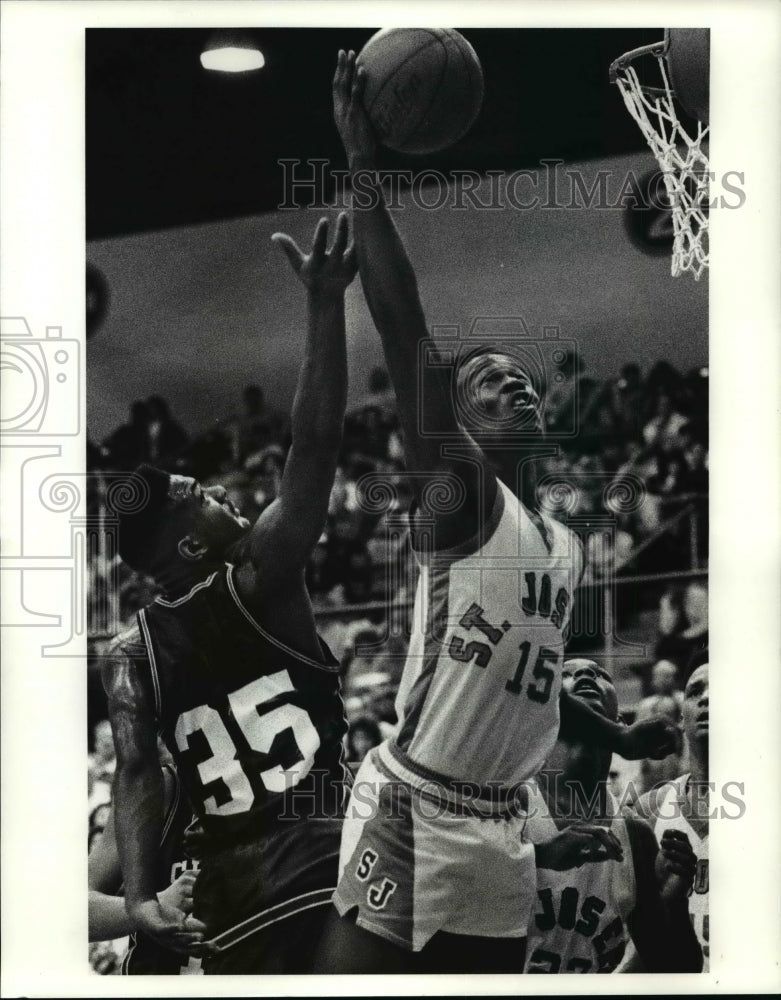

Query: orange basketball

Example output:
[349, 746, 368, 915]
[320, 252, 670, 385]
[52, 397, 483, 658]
[356, 28, 484, 155]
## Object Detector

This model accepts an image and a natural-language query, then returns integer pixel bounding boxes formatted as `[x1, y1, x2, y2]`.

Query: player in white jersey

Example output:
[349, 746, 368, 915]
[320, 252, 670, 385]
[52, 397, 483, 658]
[625, 652, 710, 971]
[524, 659, 702, 974]
[315, 51, 680, 974]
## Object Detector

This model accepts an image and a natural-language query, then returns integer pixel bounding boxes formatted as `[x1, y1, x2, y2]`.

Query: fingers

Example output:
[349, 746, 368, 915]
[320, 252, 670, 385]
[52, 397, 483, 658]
[270, 232, 304, 273]
[353, 64, 367, 104]
[660, 831, 697, 876]
[331, 211, 349, 256]
[181, 913, 208, 935]
[311, 216, 330, 261]
[332, 48, 346, 93]
[334, 49, 355, 99]
[567, 824, 624, 866]
[581, 827, 624, 863]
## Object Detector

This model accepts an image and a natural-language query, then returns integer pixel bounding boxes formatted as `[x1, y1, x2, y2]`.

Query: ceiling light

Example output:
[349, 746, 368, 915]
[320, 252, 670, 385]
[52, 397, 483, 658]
[200, 46, 264, 73]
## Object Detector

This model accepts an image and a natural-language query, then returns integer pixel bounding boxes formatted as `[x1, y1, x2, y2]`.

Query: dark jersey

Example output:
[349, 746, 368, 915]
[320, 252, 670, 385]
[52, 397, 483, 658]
[121, 764, 202, 976]
[136, 563, 348, 841]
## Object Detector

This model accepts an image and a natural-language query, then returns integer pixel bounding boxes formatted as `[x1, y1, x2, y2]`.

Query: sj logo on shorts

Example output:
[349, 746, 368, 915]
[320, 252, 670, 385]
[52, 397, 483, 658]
[356, 849, 378, 881]
[367, 877, 398, 911]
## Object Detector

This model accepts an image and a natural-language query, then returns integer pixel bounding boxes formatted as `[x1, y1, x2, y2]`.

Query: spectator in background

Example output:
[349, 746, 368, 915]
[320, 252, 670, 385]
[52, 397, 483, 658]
[103, 400, 152, 470]
[145, 395, 189, 469]
[345, 716, 383, 766]
[612, 363, 644, 441]
[232, 384, 288, 467]
[355, 365, 396, 416]
[635, 660, 684, 793]
[88, 719, 116, 812]
[244, 444, 286, 517]
[678, 582, 709, 684]
[187, 427, 234, 483]
[680, 433, 709, 496]
[89, 802, 113, 852]
[652, 582, 708, 683]
[642, 390, 689, 455]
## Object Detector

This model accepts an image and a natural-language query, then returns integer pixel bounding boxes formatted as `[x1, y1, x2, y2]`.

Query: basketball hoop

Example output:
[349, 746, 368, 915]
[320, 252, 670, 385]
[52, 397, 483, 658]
[610, 30, 710, 279]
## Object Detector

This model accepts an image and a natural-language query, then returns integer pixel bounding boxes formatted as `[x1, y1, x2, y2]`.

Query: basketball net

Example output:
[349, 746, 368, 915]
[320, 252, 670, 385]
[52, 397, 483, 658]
[611, 42, 710, 279]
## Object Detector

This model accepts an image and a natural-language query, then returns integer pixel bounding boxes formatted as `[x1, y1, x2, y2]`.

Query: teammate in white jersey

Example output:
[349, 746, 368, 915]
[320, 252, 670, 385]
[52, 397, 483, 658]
[316, 50, 680, 974]
[626, 652, 710, 971]
[524, 659, 702, 974]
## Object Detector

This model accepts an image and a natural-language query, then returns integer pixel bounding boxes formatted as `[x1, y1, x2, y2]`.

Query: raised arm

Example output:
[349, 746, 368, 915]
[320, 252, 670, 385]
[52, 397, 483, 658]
[245, 213, 356, 582]
[623, 817, 702, 972]
[103, 651, 206, 955]
[559, 687, 681, 760]
[333, 51, 493, 542]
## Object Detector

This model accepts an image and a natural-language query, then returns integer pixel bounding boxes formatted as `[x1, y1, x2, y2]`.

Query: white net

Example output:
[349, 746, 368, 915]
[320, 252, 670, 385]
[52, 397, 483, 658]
[613, 48, 710, 279]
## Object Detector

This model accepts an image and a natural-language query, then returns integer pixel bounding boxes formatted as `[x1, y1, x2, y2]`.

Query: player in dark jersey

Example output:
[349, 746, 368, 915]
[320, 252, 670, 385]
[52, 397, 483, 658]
[103, 214, 357, 973]
[88, 761, 203, 975]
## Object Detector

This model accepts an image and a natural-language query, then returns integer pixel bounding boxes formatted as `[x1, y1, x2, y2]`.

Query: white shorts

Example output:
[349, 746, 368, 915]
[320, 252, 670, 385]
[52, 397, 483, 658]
[332, 745, 537, 952]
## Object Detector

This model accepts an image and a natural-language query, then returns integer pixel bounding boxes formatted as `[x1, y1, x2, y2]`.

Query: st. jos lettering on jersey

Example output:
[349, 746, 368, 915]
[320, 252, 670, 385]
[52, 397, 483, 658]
[447, 591, 569, 704]
[528, 886, 626, 974]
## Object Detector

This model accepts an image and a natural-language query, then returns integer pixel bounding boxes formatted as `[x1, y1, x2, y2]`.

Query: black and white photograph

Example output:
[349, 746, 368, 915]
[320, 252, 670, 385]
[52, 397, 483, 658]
[1, 2, 780, 995]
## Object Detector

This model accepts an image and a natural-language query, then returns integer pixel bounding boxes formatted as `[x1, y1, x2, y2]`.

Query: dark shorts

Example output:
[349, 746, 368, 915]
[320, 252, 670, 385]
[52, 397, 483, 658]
[194, 817, 342, 974]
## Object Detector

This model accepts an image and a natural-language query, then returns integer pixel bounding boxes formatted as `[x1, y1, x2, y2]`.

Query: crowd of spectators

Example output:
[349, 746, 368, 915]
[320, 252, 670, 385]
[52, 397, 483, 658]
[88, 356, 707, 618]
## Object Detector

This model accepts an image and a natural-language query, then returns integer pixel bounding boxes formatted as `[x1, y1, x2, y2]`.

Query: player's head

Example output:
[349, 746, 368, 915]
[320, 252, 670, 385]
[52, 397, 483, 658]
[682, 654, 708, 743]
[117, 464, 250, 580]
[561, 658, 619, 721]
[454, 346, 544, 436]
[651, 659, 679, 695]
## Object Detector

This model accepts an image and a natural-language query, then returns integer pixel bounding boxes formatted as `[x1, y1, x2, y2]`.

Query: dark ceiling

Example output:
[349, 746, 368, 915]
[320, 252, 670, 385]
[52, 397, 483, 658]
[86, 27, 665, 240]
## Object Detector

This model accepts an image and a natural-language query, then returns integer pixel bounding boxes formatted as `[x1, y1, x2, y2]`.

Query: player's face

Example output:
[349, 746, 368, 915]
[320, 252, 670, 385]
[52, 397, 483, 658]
[460, 353, 544, 433]
[682, 664, 708, 739]
[169, 475, 250, 555]
[562, 659, 619, 720]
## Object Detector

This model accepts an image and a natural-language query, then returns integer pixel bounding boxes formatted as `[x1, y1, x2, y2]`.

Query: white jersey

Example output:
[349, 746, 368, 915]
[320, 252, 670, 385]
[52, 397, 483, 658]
[523, 783, 636, 974]
[384, 479, 583, 796]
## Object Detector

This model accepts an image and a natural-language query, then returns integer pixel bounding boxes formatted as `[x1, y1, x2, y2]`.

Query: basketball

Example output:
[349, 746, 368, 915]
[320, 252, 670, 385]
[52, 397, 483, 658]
[666, 29, 710, 125]
[356, 28, 484, 155]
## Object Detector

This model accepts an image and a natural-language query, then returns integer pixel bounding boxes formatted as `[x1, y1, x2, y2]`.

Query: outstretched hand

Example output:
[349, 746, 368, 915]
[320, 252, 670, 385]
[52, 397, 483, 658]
[332, 48, 377, 166]
[534, 821, 625, 871]
[130, 898, 210, 957]
[618, 716, 682, 761]
[272, 212, 357, 295]
[656, 829, 698, 905]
